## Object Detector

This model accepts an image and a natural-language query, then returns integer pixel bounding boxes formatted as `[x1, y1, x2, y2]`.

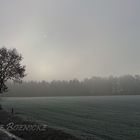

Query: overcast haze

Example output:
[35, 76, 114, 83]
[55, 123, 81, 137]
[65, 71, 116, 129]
[0, 0, 140, 81]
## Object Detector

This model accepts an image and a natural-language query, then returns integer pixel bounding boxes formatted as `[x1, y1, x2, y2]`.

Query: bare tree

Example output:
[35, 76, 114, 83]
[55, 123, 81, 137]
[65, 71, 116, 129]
[0, 47, 26, 93]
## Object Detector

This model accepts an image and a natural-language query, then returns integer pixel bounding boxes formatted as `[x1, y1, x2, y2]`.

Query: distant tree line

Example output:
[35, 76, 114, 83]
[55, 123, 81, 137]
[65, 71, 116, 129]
[3, 75, 140, 97]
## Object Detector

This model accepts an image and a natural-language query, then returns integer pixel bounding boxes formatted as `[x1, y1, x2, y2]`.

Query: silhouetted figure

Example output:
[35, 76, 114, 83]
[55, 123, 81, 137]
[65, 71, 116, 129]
[11, 108, 14, 115]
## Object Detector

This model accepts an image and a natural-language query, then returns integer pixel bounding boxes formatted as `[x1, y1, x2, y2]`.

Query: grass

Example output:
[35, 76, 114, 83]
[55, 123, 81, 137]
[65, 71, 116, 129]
[1, 95, 140, 140]
[0, 109, 81, 140]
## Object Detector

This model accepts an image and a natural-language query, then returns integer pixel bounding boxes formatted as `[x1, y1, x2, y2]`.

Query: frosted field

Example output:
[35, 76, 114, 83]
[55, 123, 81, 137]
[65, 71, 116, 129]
[1, 96, 140, 140]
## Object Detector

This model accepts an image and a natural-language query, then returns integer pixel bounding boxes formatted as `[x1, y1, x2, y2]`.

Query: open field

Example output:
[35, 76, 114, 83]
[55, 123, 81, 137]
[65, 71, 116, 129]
[1, 95, 140, 140]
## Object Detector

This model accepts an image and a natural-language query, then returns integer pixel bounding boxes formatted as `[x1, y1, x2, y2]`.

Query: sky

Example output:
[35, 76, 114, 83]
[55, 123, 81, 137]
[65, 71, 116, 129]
[0, 0, 140, 81]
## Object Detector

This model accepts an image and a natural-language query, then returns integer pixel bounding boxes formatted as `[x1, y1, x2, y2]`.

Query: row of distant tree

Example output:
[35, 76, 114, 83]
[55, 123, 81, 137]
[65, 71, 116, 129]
[3, 75, 140, 97]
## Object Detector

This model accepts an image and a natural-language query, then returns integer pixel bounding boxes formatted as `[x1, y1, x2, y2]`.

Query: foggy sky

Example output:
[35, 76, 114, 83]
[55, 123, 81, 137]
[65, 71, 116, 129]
[0, 0, 140, 81]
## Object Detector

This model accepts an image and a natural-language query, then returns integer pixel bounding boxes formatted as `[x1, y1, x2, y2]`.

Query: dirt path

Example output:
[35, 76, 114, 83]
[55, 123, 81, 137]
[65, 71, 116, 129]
[0, 128, 23, 140]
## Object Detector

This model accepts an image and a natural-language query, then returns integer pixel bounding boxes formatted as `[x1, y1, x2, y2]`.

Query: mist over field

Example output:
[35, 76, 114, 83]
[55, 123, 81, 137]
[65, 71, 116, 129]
[2, 75, 140, 97]
[1, 0, 140, 140]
